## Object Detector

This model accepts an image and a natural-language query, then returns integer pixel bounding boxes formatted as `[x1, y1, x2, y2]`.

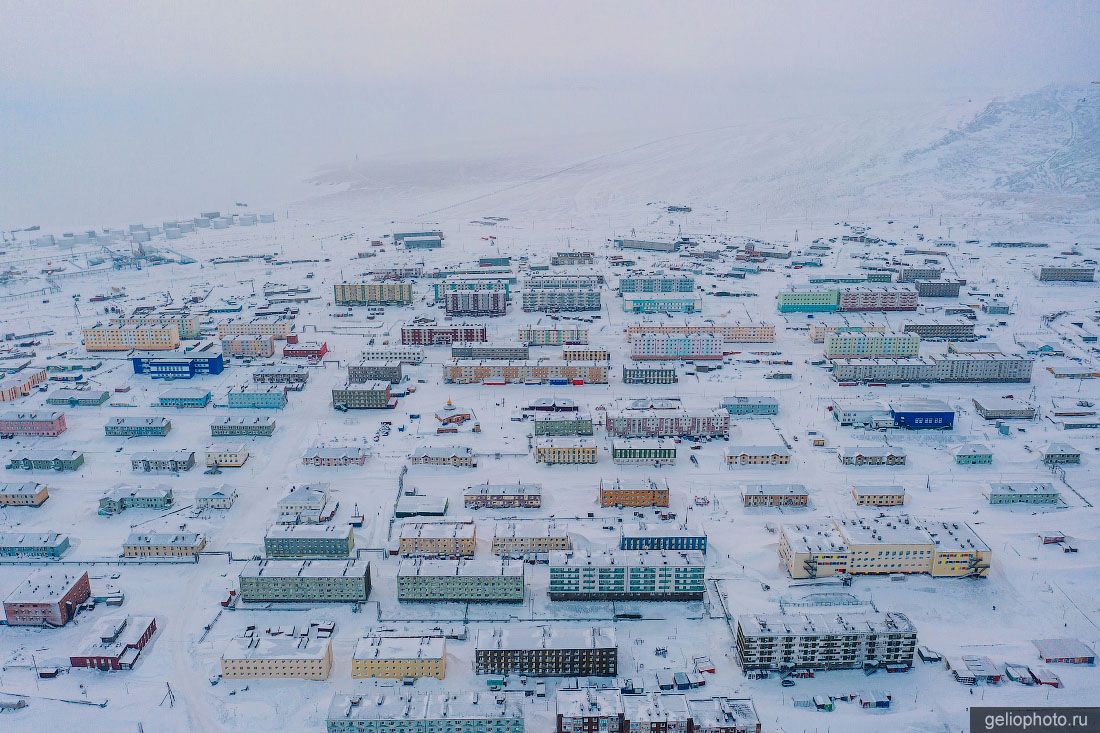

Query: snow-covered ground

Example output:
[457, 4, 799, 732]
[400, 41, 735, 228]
[0, 85, 1098, 732]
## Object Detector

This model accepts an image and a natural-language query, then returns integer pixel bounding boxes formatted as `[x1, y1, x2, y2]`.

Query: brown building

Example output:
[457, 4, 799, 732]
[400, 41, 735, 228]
[3, 569, 91, 626]
[598, 478, 670, 508]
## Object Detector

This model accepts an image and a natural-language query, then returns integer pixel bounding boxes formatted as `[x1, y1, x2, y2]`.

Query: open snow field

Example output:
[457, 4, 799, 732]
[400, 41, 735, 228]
[0, 86, 1098, 732]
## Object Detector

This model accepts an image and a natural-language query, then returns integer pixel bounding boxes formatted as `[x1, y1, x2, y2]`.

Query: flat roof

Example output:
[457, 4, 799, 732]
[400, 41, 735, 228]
[475, 625, 616, 651]
[240, 559, 367, 580]
[4, 568, 87, 604]
[550, 549, 704, 569]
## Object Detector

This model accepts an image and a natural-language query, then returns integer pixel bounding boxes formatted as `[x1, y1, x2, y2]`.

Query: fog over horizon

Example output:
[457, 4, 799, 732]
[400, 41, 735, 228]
[2, 1, 1098, 229]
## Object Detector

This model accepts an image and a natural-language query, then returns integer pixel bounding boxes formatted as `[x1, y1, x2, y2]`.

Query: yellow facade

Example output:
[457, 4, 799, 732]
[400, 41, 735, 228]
[534, 445, 598, 464]
[351, 638, 446, 680]
[221, 638, 332, 680]
[83, 326, 180, 352]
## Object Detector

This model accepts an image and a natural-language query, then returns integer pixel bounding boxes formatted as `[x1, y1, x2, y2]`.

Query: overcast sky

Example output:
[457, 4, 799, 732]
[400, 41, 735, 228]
[2, 1, 1098, 227]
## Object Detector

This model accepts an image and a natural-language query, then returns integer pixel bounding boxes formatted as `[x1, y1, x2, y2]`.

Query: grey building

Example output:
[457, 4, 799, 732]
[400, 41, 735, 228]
[326, 693, 524, 733]
[903, 321, 977, 341]
[831, 353, 1034, 383]
[211, 416, 277, 436]
[1038, 266, 1095, 282]
[253, 365, 310, 387]
[622, 365, 678, 384]
[444, 290, 508, 316]
[736, 611, 917, 672]
[475, 626, 618, 676]
[332, 381, 394, 409]
[238, 559, 371, 603]
[131, 450, 195, 472]
[264, 525, 355, 558]
[452, 343, 531, 361]
[522, 289, 601, 312]
[397, 557, 524, 602]
[104, 416, 172, 437]
[532, 411, 594, 436]
[549, 550, 705, 601]
[348, 361, 403, 385]
[914, 280, 962, 297]
[896, 266, 943, 282]
[615, 238, 680, 252]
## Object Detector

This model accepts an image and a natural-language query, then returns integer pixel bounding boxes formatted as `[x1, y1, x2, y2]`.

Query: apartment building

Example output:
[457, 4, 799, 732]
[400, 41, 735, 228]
[618, 274, 695, 293]
[397, 557, 524, 602]
[211, 416, 276, 436]
[0, 532, 71, 558]
[619, 523, 708, 553]
[552, 251, 595, 265]
[445, 361, 609, 384]
[196, 486, 237, 509]
[776, 287, 841, 312]
[282, 340, 328, 359]
[605, 408, 729, 438]
[122, 532, 206, 558]
[624, 323, 775, 343]
[352, 636, 446, 679]
[45, 388, 109, 406]
[518, 326, 589, 346]
[332, 381, 395, 409]
[492, 521, 572, 557]
[326, 692, 524, 733]
[0, 411, 67, 437]
[206, 444, 250, 468]
[398, 521, 476, 557]
[611, 438, 677, 465]
[464, 482, 542, 509]
[562, 347, 611, 362]
[452, 343, 530, 360]
[622, 365, 678, 384]
[264, 525, 354, 559]
[3, 570, 91, 626]
[334, 281, 414, 306]
[253, 364, 310, 386]
[630, 332, 723, 361]
[6, 450, 84, 472]
[778, 517, 991, 579]
[409, 446, 477, 468]
[302, 447, 368, 466]
[914, 280, 963, 298]
[0, 368, 48, 402]
[521, 288, 601, 312]
[227, 384, 288, 409]
[831, 353, 1035, 383]
[358, 347, 425, 364]
[837, 446, 907, 466]
[98, 486, 173, 514]
[725, 446, 791, 466]
[549, 550, 706, 601]
[736, 611, 917, 672]
[111, 314, 203, 339]
[215, 319, 293, 340]
[720, 396, 779, 416]
[401, 324, 487, 345]
[348, 361, 403, 384]
[83, 325, 180, 351]
[599, 478, 670, 508]
[534, 438, 598, 464]
[837, 285, 918, 311]
[741, 484, 808, 507]
[131, 450, 195, 473]
[851, 486, 906, 507]
[105, 416, 172, 437]
[221, 334, 275, 358]
[615, 238, 680, 252]
[476, 626, 618, 677]
[533, 411, 594, 436]
[444, 290, 508, 316]
[902, 321, 977, 341]
[622, 294, 702, 314]
[1037, 266, 1095, 282]
[987, 482, 1061, 505]
[0, 482, 49, 507]
[158, 387, 212, 408]
[238, 560, 371, 603]
[221, 630, 333, 680]
[823, 332, 920, 359]
[808, 324, 890, 343]
[896, 266, 943, 282]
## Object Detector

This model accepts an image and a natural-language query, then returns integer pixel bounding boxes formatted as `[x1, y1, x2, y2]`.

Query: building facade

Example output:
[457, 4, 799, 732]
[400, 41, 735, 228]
[549, 550, 705, 601]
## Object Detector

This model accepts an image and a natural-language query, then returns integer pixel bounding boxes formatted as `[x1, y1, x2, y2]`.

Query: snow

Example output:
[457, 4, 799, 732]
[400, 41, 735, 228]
[0, 84, 1097, 733]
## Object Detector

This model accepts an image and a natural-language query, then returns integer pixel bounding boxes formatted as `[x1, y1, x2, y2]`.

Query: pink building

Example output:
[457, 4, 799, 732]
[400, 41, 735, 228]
[0, 411, 67, 437]
[838, 286, 918, 312]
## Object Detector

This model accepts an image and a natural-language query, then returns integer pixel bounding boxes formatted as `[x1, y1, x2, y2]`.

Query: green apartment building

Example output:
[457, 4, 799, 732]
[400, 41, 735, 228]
[777, 287, 841, 313]
[238, 559, 371, 602]
[397, 558, 524, 602]
[264, 525, 355, 558]
[611, 439, 677, 465]
[532, 412, 594, 436]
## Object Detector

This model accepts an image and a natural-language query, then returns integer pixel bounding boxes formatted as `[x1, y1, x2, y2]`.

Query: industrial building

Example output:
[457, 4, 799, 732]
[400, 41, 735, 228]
[888, 399, 955, 429]
[972, 397, 1036, 420]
